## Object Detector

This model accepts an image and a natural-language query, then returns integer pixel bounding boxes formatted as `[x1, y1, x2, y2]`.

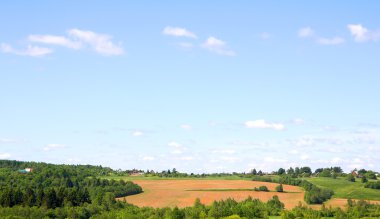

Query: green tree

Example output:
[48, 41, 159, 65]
[278, 168, 285, 175]
[275, 184, 284, 192]
[361, 175, 368, 183]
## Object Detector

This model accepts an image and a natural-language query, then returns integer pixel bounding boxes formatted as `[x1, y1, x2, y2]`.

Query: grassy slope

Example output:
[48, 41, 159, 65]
[306, 177, 380, 200]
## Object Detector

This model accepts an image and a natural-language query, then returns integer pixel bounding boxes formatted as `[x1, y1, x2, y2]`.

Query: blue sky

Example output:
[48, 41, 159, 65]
[1, 1, 380, 173]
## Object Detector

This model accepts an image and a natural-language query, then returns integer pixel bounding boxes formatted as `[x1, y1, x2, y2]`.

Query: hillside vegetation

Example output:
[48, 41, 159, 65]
[306, 177, 380, 200]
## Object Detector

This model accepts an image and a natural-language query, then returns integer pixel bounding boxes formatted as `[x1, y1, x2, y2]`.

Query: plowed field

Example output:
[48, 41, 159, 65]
[118, 179, 305, 209]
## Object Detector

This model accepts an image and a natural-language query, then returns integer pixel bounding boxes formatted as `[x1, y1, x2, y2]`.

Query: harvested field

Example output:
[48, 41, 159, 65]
[118, 179, 305, 209]
[324, 198, 380, 209]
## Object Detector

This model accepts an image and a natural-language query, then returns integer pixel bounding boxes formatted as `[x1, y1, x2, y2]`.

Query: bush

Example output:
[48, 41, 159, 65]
[258, 186, 269, 192]
[347, 174, 356, 182]
[365, 181, 380, 189]
[275, 184, 284, 192]
[253, 186, 269, 192]
[361, 175, 368, 183]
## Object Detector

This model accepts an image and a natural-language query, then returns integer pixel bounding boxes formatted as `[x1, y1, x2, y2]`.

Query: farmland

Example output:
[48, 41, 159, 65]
[118, 179, 305, 209]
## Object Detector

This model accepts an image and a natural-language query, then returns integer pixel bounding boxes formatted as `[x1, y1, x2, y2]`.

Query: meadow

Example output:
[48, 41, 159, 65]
[306, 177, 380, 200]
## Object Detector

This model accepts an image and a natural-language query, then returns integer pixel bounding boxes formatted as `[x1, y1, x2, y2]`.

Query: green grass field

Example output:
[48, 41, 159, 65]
[306, 177, 380, 200]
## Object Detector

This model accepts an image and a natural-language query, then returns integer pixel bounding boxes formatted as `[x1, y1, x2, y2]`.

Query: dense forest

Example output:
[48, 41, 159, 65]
[0, 160, 142, 209]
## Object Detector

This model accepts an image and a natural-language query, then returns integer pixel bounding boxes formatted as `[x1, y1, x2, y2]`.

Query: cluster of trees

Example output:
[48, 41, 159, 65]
[365, 181, 380, 190]
[357, 169, 378, 180]
[282, 199, 380, 219]
[145, 168, 248, 178]
[0, 196, 285, 219]
[253, 186, 269, 192]
[0, 160, 142, 209]
[251, 175, 333, 204]
[1, 195, 379, 218]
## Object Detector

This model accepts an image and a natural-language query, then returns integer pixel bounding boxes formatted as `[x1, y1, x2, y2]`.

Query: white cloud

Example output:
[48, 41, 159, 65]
[180, 124, 192, 130]
[259, 32, 272, 40]
[317, 37, 345, 45]
[347, 24, 368, 42]
[298, 27, 345, 46]
[245, 120, 285, 131]
[331, 157, 343, 164]
[179, 156, 195, 161]
[43, 143, 66, 151]
[142, 156, 155, 161]
[1, 43, 52, 57]
[212, 149, 236, 154]
[201, 37, 236, 56]
[28, 35, 82, 49]
[162, 26, 197, 39]
[132, 131, 144, 136]
[347, 24, 380, 42]
[0, 153, 11, 159]
[168, 141, 182, 148]
[292, 118, 305, 125]
[264, 156, 288, 163]
[298, 27, 314, 38]
[68, 29, 124, 56]
[168, 141, 187, 154]
[300, 154, 310, 160]
[0, 138, 19, 143]
[292, 137, 316, 147]
[220, 156, 239, 162]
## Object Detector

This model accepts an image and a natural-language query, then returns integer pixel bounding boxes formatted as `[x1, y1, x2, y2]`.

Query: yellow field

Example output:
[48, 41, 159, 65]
[118, 179, 306, 209]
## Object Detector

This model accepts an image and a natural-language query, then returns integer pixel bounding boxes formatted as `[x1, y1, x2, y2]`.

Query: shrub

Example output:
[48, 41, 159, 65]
[347, 174, 356, 182]
[253, 186, 269, 192]
[275, 184, 284, 192]
[365, 181, 380, 189]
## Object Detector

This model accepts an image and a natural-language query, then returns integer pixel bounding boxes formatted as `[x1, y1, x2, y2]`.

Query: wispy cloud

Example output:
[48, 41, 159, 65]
[132, 131, 144, 137]
[298, 27, 345, 46]
[245, 120, 285, 131]
[0, 153, 11, 159]
[347, 24, 380, 42]
[180, 124, 192, 130]
[68, 29, 124, 56]
[291, 118, 305, 125]
[142, 156, 155, 161]
[2, 29, 124, 57]
[0, 138, 21, 144]
[259, 32, 272, 40]
[317, 37, 345, 45]
[212, 149, 236, 154]
[28, 35, 82, 49]
[1, 43, 52, 57]
[43, 143, 66, 151]
[162, 26, 197, 39]
[168, 141, 187, 154]
[298, 27, 315, 38]
[202, 36, 236, 56]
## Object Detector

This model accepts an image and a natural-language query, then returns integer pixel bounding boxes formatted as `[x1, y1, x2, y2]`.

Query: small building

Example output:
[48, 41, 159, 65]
[130, 172, 144, 176]
[18, 168, 33, 174]
[351, 170, 358, 177]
